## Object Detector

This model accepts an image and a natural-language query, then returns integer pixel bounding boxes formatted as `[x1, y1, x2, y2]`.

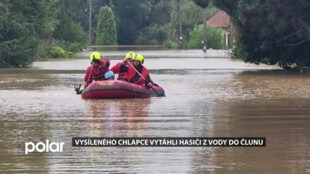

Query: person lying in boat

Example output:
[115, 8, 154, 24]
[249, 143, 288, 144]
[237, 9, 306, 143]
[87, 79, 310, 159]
[110, 51, 135, 82]
[84, 52, 110, 88]
[104, 71, 115, 80]
[129, 53, 154, 86]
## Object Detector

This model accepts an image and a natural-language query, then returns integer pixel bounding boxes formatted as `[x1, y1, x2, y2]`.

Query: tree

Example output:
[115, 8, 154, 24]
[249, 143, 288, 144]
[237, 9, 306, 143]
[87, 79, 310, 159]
[91, 0, 172, 45]
[0, 0, 55, 67]
[96, 6, 117, 45]
[169, 0, 204, 46]
[34, 0, 59, 39]
[192, 0, 209, 8]
[135, 1, 171, 44]
[188, 25, 224, 49]
[109, 0, 172, 44]
[196, 0, 310, 69]
[53, 0, 88, 43]
[112, 0, 152, 44]
[167, 0, 219, 48]
[90, 0, 113, 44]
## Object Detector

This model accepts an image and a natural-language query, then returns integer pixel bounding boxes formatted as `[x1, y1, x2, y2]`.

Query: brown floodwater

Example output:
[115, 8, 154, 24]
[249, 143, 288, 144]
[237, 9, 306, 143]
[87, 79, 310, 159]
[0, 50, 309, 173]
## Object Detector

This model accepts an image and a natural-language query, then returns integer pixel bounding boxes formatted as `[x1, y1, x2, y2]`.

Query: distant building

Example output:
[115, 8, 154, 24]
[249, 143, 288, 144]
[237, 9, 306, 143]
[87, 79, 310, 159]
[207, 11, 233, 48]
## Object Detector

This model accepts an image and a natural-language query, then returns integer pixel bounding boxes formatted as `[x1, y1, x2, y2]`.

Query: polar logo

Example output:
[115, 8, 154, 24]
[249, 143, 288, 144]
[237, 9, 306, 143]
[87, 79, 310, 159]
[25, 140, 65, 155]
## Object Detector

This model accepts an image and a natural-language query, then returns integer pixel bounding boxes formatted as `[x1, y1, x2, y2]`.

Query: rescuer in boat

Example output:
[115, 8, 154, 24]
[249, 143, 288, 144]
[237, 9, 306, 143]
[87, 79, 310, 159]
[84, 52, 110, 88]
[110, 51, 136, 81]
[130, 54, 153, 86]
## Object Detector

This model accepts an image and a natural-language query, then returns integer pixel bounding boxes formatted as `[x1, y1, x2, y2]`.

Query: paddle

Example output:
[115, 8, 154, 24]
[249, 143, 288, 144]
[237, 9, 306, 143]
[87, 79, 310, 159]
[127, 61, 160, 96]
[74, 84, 83, 94]
[75, 65, 94, 95]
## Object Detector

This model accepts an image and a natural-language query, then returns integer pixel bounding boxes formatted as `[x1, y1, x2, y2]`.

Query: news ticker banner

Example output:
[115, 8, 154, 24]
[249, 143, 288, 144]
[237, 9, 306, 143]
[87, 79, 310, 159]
[72, 137, 266, 147]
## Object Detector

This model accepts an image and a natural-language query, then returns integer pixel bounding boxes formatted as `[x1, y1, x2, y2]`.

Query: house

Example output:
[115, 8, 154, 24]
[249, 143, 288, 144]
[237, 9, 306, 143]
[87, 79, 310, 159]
[207, 11, 232, 48]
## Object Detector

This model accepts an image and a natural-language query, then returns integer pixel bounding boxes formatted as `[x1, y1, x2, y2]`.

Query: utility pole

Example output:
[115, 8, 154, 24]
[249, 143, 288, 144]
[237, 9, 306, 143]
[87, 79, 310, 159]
[203, 8, 207, 53]
[177, 0, 183, 49]
[88, 0, 92, 45]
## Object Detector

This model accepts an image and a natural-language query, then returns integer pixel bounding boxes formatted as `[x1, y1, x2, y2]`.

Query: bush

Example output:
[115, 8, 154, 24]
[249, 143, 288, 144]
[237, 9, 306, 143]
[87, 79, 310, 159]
[48, 46, 72, 58]
[59, 41, 86, 53]
[67, 42, 86, 52]
[163, 40, 178, 49]
[188, 25, 225, 49]
[37, 42, 48, 59]
[136, 24, 168, 45]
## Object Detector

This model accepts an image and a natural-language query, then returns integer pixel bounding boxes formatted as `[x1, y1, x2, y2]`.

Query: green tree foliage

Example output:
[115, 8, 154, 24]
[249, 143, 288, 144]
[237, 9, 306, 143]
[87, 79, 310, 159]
[197, 0, 310, 68]
[48, 46, 73, 58]
[91, 0, 171, 45]
[192, 0, 209, 8]
[113, 0, 153, 44]
[0, 0, 90, 67]
[188, 25, 224, 49]
[1, 0, 231, 67]
[168, 0, 203, 46]
[96, 6, 117, 45]
[136, 24, 168, 45]
[135, 1, 172, 44]
[42, 0, 88, 58]
[89, 0, 112, 44]
[163, 40, 178, 49]
[167, 0, 218, 48]
[0, 0, 54, 67]
[35, 0, 59, 39]
[53, 0, 87, 43]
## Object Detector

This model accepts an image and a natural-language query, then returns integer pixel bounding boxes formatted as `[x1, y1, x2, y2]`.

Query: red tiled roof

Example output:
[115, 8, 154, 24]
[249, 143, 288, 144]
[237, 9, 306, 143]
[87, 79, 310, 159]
[207, 11, 230, 31]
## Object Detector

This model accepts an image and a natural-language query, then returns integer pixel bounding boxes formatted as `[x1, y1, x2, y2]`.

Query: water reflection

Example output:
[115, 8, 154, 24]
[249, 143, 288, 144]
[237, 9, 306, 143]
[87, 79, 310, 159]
[82, 99, 150, 137]
[72, 99, 150, 170]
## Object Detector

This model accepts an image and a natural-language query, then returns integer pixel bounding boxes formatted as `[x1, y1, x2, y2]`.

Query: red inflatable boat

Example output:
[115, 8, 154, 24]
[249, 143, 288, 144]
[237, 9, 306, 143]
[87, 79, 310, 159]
[81, 80, 165, 99]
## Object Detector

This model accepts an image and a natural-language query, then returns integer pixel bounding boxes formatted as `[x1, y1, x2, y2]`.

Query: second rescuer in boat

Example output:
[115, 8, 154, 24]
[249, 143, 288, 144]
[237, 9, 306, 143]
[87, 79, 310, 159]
[130, 53, 152, 86]
[110, 51, 136, 82]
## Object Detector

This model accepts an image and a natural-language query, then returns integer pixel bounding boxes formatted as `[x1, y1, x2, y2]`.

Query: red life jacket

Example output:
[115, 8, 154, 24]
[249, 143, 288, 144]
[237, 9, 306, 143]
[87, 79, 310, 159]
[84, 60, 109, 87]
[91, 67, 106, 80]
[110, 62, 135, 81]
[130, 65, 150, 85]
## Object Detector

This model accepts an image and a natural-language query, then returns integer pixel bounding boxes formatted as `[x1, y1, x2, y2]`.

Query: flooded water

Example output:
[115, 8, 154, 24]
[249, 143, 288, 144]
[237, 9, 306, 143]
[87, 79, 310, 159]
[0, 50, 309, 173]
